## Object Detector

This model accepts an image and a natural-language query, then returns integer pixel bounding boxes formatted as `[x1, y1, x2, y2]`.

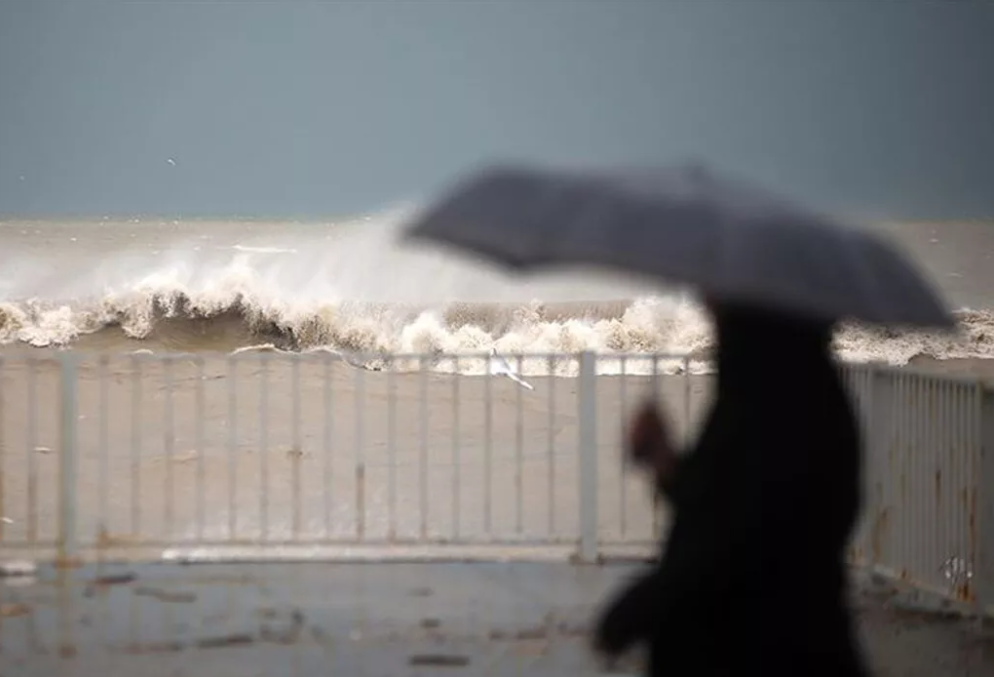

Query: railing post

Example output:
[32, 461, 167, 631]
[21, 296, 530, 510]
[864, 367, 891, 572]
[978, 386, 994, 617]
[577, 351, 599, 564]
[58, 352, 79, 567]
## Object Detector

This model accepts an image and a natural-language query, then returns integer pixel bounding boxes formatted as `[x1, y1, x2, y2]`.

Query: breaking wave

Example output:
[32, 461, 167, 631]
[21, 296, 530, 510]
[0, 211, 991, 376]
[1, 285, 992, 376]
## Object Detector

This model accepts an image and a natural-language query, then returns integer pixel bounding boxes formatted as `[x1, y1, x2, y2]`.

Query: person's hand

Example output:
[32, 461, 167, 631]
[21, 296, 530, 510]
[627, 399, 675, 483]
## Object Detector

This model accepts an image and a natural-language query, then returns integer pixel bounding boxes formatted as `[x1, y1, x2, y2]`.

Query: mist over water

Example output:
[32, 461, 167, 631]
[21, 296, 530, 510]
[1, 210, 993, 376]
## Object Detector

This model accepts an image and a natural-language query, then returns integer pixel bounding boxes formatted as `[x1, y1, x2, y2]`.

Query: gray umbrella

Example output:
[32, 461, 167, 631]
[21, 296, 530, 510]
[402, 163, 954, 328]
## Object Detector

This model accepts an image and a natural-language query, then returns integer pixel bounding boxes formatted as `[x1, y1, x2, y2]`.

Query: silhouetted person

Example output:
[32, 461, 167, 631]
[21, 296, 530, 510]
[594, 301, 871, 676]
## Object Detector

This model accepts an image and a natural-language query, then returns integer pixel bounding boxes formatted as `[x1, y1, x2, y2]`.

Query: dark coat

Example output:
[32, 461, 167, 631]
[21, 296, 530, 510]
[594, 304, 871, 676]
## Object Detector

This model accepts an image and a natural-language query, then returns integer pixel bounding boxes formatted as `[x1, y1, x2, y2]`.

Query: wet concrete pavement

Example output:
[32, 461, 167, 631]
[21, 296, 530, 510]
[0, 561, 990, 677]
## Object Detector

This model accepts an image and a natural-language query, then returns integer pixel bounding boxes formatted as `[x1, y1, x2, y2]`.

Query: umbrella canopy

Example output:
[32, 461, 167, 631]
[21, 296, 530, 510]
[402, 163, 955, 329]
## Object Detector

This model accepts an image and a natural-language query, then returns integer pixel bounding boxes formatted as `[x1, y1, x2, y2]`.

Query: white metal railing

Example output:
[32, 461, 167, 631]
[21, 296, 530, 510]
[0, 350, 991, 615]
[840, 366, 992, 610]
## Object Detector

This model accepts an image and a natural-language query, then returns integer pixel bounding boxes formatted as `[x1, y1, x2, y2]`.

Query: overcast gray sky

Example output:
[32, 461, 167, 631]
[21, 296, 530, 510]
[1, 1, 992, 218]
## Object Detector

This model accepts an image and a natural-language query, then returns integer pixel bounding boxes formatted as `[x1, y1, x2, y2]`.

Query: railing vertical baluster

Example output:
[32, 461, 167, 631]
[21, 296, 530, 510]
[419, 355, 430, 541]
[259, 354, 270, 542]
[547, 355, 556, 537]
[195, 357, 206, 543]
[130, 355, 142, 538]
[163, 357, 175, 540]
[291, 355, 302, 539]
[577, 351, 598, 563]
[387, 359, 397, 541]
[57, 353, 80, 658]
[96, 355, 109, 545]
[452, 356, 461, 540]
[58, 352, 79, 566]
[978, 387, 994, 619]
[618, 355, 628, 538]
[355, 363, 366, 541]
[515, 354, 524, 536]
[651, 355, 662, 534]
[484, 353, 493, 536]
[227, 356, 238, 540]
[27, 357, 39, 544]
[322, 353, 334, 538]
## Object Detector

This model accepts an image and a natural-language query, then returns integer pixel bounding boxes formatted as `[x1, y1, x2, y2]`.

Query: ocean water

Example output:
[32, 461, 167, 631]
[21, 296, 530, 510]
[0, 210, 992, 375]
